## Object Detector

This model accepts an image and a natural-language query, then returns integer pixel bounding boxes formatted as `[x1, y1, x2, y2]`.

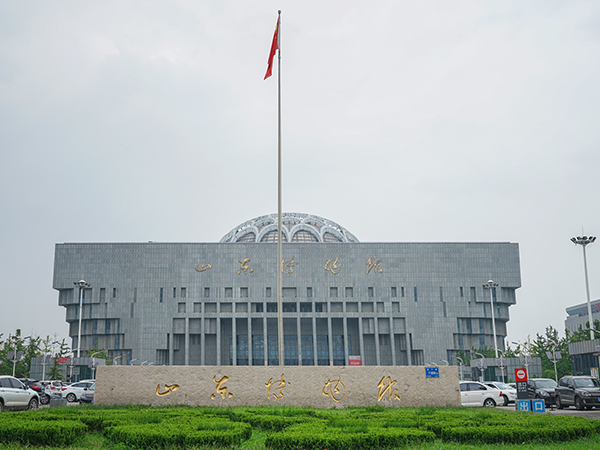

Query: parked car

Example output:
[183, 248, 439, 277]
[0, 376, 39, 412]
[485, 382, 517, 405]
[460, 381, 503, 407]
[555, 376, 600, 410]
[42, 380, 64, 399]
[79, 383, 94, 404]
[62, 380, 95, 402]
[20, 379, 50, 405]
[527, 378, 557, 406]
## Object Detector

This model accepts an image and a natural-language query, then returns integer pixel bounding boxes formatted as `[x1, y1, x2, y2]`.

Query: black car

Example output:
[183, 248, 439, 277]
[20, 379, 50, 405]
[527, 378, 557, 406]
[555, 376, 600, 410]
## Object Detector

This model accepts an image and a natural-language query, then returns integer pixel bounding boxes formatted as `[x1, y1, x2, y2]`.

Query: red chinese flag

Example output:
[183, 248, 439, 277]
[264, 17, 279, 80]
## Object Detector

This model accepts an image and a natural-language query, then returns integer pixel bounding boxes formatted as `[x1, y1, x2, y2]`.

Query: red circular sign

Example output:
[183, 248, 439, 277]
[515, 368, 527, 381]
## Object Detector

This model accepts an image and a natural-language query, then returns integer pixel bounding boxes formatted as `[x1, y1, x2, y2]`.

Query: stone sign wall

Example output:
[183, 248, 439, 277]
[95, 365, 460, 408]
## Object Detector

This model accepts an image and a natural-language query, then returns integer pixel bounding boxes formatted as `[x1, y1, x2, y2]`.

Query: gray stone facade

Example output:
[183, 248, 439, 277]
[53, 229, 520, 370]
[94, 365, 461, 408]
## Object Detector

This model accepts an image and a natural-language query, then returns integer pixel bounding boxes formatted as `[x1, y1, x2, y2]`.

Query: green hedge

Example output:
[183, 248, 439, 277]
[265, 422, 435, 450]
[103, 417, 252, 448]
[0, 417, 87, 447]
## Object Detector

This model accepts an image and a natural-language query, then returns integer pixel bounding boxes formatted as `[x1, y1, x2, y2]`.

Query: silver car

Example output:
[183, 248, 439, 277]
[61, 380, 95, 402]
[0, 376, 39, 412]
[485, 382, 517, 406]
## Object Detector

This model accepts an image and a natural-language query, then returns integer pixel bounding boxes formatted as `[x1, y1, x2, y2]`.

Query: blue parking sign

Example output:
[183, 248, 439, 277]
[517, 400, 531, 412]
[532, 400, 546, 413]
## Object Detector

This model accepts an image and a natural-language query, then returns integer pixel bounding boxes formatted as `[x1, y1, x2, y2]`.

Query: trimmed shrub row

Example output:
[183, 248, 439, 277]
[265, 422, 435, 450]
[0, 417, 87, 447]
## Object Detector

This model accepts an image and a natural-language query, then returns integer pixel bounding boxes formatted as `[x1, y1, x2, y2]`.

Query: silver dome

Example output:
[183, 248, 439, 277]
[220, 213, 359, 243]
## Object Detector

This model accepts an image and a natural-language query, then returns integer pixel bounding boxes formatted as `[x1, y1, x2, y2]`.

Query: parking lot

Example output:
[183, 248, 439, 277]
[497, 404, 600, 419]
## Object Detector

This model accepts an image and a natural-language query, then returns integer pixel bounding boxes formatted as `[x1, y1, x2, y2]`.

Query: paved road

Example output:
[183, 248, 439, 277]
[498, 404, 600, 419]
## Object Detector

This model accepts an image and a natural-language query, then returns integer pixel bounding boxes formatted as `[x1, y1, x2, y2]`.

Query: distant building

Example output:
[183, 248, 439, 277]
[53, 213, 521, 379]
[565, 299, 600, 376]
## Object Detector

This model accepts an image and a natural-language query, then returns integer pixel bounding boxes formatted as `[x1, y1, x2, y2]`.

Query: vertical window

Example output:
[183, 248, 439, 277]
[178, 302, 186, 313]
[414, 287, 418, 302]
[439, 287, 444, 302]
[470, 287, 477, 302]
[204, 287, 210, 298]
[160, 288, 163, 303]
[345, 287, 353, 298]
[307, 287, 313, 298]
[99, 288, 106, 302]
[266, 287, 272, 297]
[225, 287, 233, 298]
[193, 302, 201, 313]
[112, 288, 117, 298]
[368, 287, 374, 298]
[240, 287, 248, 298]
[391, 287, 397, 297]
[181, 287, 187, 298]
[330, 287, 338, 297]
[401, 287, 405, 297]
[105, 319, 111, 334]
[460, 287, 464, 297]
[173, 287, 177, 298]
[133, 287, 137, 303]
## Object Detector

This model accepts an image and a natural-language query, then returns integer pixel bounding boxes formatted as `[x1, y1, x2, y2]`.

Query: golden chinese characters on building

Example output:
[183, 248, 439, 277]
[237, 258, 254, 275]
[195, 263, 212, 272]
[324, 257, 341, 275]
[281, 257, 297, 274]
[365, 256, 383, 274]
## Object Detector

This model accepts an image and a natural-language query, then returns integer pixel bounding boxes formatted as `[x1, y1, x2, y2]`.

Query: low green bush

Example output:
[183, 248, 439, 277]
[104, 417, 252, 448]
[265, 422, 435, 450]
[0, 417, 87, 447]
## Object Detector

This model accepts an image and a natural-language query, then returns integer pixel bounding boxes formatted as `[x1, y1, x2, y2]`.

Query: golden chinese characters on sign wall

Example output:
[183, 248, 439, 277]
[376, 376, 401, 401]
[324, 257, 341, 275]
[322, 377, 345, 402]
[156, 384, 180, 396]
[211, 375, 233, 399]
[265, 374, 289, 400]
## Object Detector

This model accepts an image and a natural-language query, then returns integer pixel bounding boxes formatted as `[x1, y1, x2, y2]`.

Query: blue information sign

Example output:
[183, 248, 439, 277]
[517, 399, 531, 412]
[425, 367, 439, 378]
[532, 400, 546, 413]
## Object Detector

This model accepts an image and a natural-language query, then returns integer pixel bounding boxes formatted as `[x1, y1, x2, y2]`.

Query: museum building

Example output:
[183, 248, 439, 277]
[53, 213, 521, 368]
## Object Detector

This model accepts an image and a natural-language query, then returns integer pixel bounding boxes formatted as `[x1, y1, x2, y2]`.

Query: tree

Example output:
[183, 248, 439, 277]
[47, 339, 71, 381]
[530, 325, 572, 380]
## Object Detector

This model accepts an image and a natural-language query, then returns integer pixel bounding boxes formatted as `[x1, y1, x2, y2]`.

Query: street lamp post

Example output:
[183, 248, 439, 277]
[74, 280, 90, 358]
[483, 280, 499, 359]
[112, 355, 125, 366]
[455, 356, 464, 381]
[571, 236, 596, 340]
[89, 351, 103, 379]
[472, 351, 487, 381]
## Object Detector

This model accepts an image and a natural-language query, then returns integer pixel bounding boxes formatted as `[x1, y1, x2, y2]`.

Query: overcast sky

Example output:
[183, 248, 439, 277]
[1, 1, 599, 351]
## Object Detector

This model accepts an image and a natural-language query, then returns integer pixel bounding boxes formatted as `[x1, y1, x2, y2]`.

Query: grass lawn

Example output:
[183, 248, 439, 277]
[1, 405, 599, 449]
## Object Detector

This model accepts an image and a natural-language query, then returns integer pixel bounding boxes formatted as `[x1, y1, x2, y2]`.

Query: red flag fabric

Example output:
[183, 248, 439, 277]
[264, 17, 279, 80]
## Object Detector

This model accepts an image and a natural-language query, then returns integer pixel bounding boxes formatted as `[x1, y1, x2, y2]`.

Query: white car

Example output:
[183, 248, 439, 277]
[0, 376, 39, 412]
[485, 382, 517, 406]
[61, 380, 95, 402]
[460, 381, 503, 407]
[42, 380, 64, 399]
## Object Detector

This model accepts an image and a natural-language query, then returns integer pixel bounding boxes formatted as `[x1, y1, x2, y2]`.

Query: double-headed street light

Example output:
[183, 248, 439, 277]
[74, 280, 90, 358]
[483, 280, 499, 359]
[571, 235, 596, 340]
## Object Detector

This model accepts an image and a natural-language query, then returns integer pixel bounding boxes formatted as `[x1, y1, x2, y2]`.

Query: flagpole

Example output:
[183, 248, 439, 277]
[276, 10, 284, 367]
